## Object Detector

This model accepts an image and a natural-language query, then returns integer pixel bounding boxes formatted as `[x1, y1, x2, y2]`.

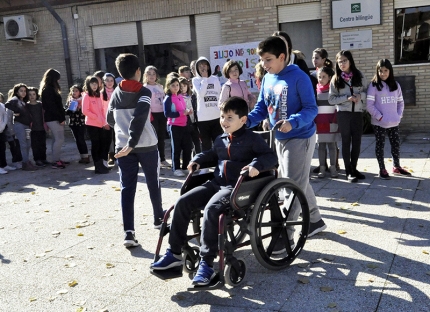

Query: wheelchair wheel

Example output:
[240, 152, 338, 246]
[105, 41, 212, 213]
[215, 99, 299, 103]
[183, 246, 200, 273]
[249, 178, 309, 270]
[224, 258, 247, 287]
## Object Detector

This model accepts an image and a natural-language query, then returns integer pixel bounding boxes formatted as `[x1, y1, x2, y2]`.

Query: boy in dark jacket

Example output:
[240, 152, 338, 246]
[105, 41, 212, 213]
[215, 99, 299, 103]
[107, 53, 164, 248]
[151, 97, 277, 286]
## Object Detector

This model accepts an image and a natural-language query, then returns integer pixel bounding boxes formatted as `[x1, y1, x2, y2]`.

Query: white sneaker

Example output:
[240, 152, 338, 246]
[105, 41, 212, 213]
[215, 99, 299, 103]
[0, 168, 8, 174]
[3, 165, 16, 171]
[12, 162, 22, 169]
[173, 169, 185, 177]
[318, 166, 326, 178]
[329, 165, 338, 178]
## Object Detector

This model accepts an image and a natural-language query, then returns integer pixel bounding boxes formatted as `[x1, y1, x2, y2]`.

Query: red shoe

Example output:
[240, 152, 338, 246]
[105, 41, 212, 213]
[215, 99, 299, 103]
[52, 161, 65, 169]
[392, 167, 411, 176]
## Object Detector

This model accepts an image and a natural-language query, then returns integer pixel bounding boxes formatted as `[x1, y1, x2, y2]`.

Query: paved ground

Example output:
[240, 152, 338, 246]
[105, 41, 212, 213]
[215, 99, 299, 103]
[0, 130, 429, 312]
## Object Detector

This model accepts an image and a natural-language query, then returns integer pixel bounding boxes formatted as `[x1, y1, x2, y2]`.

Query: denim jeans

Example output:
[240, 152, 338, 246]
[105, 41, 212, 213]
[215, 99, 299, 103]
[46, 121, 65, 162]
[13, 122, 30, 163]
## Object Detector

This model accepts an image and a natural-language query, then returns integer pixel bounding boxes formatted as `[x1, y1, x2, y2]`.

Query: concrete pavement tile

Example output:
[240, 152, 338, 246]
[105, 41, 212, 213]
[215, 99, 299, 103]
[279, 278, 385, 312]
[377, 278, 430, 312]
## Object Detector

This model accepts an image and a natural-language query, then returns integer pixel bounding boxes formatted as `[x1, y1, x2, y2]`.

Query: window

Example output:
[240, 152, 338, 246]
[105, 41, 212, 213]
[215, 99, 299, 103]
[395, 5, 430, 64]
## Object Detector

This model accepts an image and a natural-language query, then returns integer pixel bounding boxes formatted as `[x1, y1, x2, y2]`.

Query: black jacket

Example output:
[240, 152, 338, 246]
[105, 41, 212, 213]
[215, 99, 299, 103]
[5, 97, 32, 126]
[41, 85, 65, 123]
[192, 125, 278, 186]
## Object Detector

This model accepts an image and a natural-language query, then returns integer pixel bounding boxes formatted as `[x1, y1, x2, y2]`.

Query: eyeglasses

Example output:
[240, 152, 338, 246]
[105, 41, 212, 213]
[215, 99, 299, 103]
[337, 59, 349, 64]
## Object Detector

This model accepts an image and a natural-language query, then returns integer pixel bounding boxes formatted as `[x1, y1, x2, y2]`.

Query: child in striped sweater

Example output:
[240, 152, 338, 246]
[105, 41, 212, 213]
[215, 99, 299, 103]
[314, 66, 340, 178]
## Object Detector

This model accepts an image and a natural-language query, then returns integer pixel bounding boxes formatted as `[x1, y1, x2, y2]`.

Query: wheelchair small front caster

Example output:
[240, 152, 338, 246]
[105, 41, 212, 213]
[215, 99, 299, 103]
[183, 246, 200, 273]
[224, 258, 247, 287]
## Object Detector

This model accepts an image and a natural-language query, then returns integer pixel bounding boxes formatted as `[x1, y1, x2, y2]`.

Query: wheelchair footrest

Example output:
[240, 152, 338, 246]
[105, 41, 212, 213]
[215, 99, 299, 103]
[187, 273, 224, 291]
[150, 266, 183, 280]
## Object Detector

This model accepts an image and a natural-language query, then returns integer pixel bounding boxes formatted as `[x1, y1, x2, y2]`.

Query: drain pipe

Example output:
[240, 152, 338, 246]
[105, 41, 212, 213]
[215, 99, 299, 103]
[40, 0, 73, 87]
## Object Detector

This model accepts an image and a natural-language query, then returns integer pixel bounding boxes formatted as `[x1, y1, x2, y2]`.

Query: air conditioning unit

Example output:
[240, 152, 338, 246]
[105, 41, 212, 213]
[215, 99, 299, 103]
[3, 15, 34, 40]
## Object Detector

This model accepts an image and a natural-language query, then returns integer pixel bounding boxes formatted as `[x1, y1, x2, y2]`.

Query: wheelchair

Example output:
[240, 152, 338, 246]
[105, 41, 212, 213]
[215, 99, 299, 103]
[150, 130, 310, 291]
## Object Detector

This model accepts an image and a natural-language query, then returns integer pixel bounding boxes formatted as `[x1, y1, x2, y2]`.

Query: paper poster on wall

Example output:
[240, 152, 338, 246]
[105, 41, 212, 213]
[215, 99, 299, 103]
[210, 41, 260, 92]
[340, 30, 372, 50]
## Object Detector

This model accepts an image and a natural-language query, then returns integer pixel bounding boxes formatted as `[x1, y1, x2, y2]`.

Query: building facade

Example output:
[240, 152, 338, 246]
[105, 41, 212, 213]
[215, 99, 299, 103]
[0, 0, 429, 130]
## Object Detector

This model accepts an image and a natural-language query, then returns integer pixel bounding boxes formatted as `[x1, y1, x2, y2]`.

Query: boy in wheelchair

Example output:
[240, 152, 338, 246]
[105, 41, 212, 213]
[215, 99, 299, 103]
[150, 97, 277, 285]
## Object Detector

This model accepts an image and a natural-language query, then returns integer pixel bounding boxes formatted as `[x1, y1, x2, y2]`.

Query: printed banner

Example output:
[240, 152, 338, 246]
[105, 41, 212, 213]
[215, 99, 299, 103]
[210, 41, 260, 92]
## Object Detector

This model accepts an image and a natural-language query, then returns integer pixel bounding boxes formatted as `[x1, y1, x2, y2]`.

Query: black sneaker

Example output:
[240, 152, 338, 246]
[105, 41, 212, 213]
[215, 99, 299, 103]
[271, 236, 295, 255]
[308, 219, 327, 237]
[124, 231, 140, 248]
[354, 170, 365, 179]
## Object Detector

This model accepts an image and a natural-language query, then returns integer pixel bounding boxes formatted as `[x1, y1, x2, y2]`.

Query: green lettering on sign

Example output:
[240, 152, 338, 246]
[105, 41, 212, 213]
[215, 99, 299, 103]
[351, 3, 361, 13]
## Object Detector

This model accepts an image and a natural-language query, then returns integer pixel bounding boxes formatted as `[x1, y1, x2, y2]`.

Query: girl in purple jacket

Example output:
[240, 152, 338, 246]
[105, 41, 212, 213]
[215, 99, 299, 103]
[366, 59, 411, 180]
[163, 76, 193, 177]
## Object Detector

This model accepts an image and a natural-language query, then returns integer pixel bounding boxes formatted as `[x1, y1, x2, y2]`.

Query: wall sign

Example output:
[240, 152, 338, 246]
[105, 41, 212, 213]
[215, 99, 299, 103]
[332, 0, 381, 29]
[340, 30, 372, 50]
[210, 41, 260, 92]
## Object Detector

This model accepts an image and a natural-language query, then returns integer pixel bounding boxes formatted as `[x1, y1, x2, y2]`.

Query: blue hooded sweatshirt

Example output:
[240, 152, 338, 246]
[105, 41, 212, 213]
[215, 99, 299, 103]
[247, 64, 317, 140]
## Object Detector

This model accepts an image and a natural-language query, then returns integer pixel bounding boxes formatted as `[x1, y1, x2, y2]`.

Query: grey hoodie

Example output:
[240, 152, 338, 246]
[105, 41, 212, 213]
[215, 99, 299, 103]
[191, 56, 221, 122]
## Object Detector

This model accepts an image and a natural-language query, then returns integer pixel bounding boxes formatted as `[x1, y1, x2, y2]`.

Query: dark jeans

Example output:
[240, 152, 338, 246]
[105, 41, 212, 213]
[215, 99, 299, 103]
[117, 149, 164, 230]
[190, 123, 201, 155]
[169, 125, 193, 171]
[30, 130, 47, 161]
[87, 125, 112, 162]
[0, 131, 6, 167]
[337, 111, 363, 173]
[70, 125, 89, 155]
[168, 180, 232, 266]
[151, 112, 167, 161]
[8, 138, 22, 163]
[197, 119, 223, 152]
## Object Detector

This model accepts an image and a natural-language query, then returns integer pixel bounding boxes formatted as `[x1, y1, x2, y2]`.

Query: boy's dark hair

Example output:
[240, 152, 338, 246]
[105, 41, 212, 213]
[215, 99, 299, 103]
[178, 77, 191, 96]
[27, 86, 40, 100]
[164, 76, 180, 95]
[167, 72, 180, 79]
[220, 96, 248, 118]
[115, 53, 140, 80]
[13, 83, 29, 102]
[178, 66, 190, 74]
[222, 60, 243, 79]
[371, 59, 398, 92]
[84, 76, 101, 97]
[333, 50, 364, 90]
[257, 36, 287, 58]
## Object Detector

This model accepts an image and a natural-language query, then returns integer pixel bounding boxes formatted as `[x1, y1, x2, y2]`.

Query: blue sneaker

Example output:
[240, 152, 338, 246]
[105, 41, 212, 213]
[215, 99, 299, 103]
[192, 260, 216, 285]
[151, 250, 183, 270]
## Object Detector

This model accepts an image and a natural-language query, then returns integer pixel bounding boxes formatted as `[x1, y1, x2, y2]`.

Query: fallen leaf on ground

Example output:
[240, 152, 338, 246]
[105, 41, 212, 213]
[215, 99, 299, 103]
[298, 277, 310, 284]
[387, 273, 400, 278]
[337, 230, 347, 234]
[68, 280, 78, 287]
[368, 278, 375, 282]
[327, 302, 337, 308]
[320, 286, 333, 292]
[44, 210, 49, 212]
[297, 262, 309, 268]
[77, 233, 84, 236]
[76, 307, 87, 312]
[106, 263, 115, 269]
[65, 263, 77, 268]
[351, 202, 360, 206]
[423, 250, 429, 255]
[29, 297, 37, 302]
[323, 255, 335, 262]
[426, 271, 430, 276]
[367, 263, 379, 269]
[47, 296, 56, 302]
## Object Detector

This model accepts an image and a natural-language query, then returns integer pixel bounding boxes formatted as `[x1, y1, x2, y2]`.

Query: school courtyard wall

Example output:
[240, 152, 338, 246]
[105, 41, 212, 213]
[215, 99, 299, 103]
[0, 0, 428, 131]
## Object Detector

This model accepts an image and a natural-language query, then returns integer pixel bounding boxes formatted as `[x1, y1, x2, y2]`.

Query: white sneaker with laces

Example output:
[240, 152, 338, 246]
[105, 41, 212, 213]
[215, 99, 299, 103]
[173, 169, 185, 177]
[160, 160, 171, 167]
[0, 167, 8, 174]
[3, 165, 16, 171]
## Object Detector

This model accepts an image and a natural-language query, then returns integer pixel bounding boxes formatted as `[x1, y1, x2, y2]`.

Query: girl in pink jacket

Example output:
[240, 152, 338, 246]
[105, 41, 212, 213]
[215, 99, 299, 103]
[163, 76, 193, 177]
[82, 76, 112, 174]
